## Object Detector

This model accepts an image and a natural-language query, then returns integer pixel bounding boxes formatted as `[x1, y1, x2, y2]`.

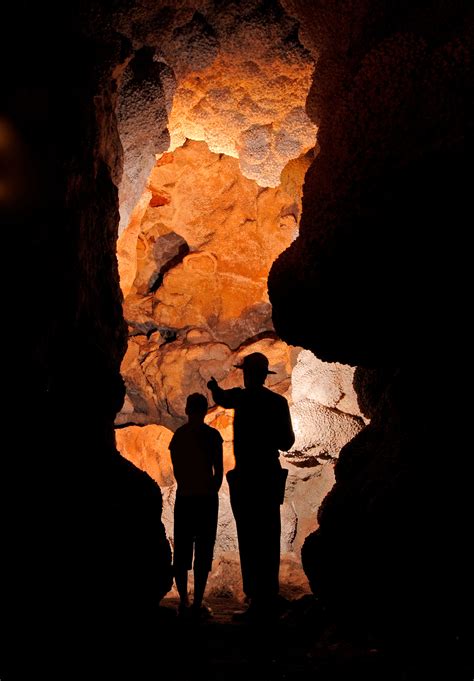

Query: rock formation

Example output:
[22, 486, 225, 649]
[113, 0, 317, 230]
[8, 1, 471, 676]
[270, 0, 472, 663]
[115, 135, 365, 594]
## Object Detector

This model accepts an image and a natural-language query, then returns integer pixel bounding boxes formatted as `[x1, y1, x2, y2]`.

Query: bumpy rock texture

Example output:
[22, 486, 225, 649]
[4, 4, 174, 676]
[11, 1, 471, 676]
[119, 139, 302, 325]
[117, 48, 173, 235]
[115, 136, 365, 593]
[270, 0, 472, 663]
[117, 329, 364, 594]
[112, 2, 363, 598]
[113, 0, 317, 228]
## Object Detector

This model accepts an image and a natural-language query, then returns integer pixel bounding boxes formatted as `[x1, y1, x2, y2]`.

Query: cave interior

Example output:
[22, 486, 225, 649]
[2, 0, 472, 679]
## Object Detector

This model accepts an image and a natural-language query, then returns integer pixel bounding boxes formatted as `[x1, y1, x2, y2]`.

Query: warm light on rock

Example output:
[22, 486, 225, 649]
[291, 349, 362, 417]
[168, 55, 317, 186]
[117, 335, 294, 431]
[117, 190, 152, 298]
[121, 140, 303, 348]
[115, 129, 365, 594]
[115, 1, 318, 230]
[113, 2, 367, 596]
[115, 424, 174, 488]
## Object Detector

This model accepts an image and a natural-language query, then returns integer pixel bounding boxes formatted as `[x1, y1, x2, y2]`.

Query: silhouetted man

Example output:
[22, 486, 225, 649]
[207, 352, 295, 620]
[169, 393, 223, 618]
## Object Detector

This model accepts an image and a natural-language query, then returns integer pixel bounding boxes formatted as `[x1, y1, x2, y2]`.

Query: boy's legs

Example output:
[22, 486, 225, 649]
[192, 563, 209, 609]
[174, 496, 193, 609]
[193, 494, 218, 610]
[175, 568, 190, 607]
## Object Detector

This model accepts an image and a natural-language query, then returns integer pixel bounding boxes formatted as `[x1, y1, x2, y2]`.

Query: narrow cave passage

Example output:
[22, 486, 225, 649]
[113, 1, 365, 601]
[5, 0, 471, 678]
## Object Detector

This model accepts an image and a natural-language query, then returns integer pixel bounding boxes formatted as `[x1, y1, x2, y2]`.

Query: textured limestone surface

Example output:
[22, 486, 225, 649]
[114, 0, 318, 231]
[115, 136, 365, 593]
[118, 422, 339, 596]
[118, 140, 303, 307]
[116, 335, 364, 594]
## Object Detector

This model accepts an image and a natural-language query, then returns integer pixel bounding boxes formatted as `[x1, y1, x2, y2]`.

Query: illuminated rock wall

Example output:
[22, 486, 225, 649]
[14, 0, 470, 671]
[119, 139, 302, 334]
[114, 0, 317, 229]
[116, 140, 364, 594]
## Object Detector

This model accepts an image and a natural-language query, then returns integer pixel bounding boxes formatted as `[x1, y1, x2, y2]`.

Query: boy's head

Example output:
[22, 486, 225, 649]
[185, 392, 208, 420]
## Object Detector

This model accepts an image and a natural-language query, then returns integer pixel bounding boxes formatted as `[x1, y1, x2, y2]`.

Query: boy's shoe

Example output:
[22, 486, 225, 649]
[232, 605, 257, 623]
[191, 603, 213, 620]
[177, 602, 191, 617]
[232, 601, 279, 623]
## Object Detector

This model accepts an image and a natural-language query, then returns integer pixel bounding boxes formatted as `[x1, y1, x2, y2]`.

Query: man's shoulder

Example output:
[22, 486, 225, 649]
[263, 387, 287, 403]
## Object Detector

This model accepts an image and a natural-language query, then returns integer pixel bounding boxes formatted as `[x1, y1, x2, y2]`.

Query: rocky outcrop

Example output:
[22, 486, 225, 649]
[302, 370, 401, 643]
[115, 125, 368, 595]
[111, 0, 317, 194]
[4, 5, 174, 675]
[11, 4, 471, 677]
[271, 2, 472, 368]
[270, 0, 472, 662]
[117, 48, 174, 230]
[119, 140, 303, 326]
[116, 332, 364, 593]
[287, 400, 363, 467]
[291, 349, 360, 416]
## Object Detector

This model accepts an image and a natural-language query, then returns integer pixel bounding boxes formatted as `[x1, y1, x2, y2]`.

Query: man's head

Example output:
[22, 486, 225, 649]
[185, 393, 208, 421]
[234, 352, 276, 388]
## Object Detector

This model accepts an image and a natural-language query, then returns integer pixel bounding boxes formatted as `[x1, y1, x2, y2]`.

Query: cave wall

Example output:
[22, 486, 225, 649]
[108, 0, 317, 228]
[269, 0, 473, 663]
[273, 0, 473, 367]
[4, 0, 471, 675]
[114, 136, 366, 595]
[2, 4, 173, 676]
[115, 337, 365, 597]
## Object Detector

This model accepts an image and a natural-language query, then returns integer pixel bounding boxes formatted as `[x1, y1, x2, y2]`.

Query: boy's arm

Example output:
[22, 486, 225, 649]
[168, 436, 179, 484]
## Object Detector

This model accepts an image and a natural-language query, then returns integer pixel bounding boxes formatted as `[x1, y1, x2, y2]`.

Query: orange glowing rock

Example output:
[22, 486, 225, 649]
[205, 410, 236, 473]
[125, 140, 304, 348]
[167, 53, 317, 186]
[117, 189, 151, 297]
[111, 3, 364, 598]
[115, 424, 174, 488]
[149, 193, 171, 208]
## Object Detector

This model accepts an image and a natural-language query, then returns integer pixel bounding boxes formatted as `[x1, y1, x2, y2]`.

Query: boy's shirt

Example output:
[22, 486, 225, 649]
[169, 422, 223, 497]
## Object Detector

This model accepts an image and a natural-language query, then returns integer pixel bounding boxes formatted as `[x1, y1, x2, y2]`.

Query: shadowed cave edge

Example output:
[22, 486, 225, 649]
[2, 0, 472, 679]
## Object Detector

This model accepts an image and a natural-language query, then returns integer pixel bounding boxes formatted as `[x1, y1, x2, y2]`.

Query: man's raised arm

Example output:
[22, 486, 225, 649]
[207, 376, 240, 409]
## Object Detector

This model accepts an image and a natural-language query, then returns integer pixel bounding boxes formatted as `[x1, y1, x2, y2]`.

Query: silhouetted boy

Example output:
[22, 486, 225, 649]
[207, 352, 295, 620]
[169, 393, 223, 618]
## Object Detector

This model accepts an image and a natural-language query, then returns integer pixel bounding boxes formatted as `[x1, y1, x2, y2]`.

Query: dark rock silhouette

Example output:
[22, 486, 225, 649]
[269, 0, 472, 676]
[3, 1, 472, 679]
[2, 7, 173, 677]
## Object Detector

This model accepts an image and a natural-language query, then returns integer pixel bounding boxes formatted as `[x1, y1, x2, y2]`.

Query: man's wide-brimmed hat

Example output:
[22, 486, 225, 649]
[234, 352, 276, 374]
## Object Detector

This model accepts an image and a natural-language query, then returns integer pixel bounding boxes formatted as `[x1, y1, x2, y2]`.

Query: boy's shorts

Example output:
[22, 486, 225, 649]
[173, 493, 218, 572]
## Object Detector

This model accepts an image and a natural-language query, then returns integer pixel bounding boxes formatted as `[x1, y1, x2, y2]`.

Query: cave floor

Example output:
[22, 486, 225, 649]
[155, 596, 395, 681]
